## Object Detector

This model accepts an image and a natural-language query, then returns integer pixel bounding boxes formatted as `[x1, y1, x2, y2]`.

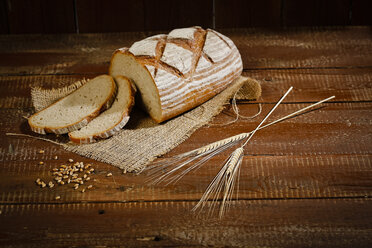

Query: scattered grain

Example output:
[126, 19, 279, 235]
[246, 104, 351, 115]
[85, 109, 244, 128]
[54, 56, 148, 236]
[38, 161, 44, 165]
[38, 150, 45, 154]
[106, 172, 112, 177]
[54, 155, 58, 160]
[55, 196, 61, 200]
[81, 188, 86, 193]
[68, 159, 74, 163]
[87, 185, 93, 189]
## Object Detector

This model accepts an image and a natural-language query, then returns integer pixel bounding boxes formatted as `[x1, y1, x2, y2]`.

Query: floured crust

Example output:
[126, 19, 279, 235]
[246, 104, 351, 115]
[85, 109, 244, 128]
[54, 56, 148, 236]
[109, 27, 243, 123]
[28, 75, 117, 135]
[68, 76, 136, 144]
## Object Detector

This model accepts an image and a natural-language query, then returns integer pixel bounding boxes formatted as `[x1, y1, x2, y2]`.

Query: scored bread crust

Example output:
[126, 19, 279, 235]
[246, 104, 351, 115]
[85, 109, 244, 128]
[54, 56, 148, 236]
[68, 76, 136, 144]
[28, 75, 117, 135]
[109, 27, 243, 123]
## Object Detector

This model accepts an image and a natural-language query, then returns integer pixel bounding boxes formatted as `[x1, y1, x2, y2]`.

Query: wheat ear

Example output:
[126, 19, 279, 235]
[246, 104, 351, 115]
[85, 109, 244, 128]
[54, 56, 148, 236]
[192, 87, 294, 217]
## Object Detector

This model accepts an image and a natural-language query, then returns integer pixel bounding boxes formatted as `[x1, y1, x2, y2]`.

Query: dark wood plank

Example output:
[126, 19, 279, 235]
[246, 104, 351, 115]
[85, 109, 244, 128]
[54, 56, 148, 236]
[0, 68, 371, 109]
[0, 32, 146, 75]
[1, 101, 371, 203]
[0, 32, 146, 53]
[351, 0, 372, 25]
[0, 27, 371, 75]
[7, 0, 43, 34]
[243, 68, 372, 103]
[231, 27, 372, 69]
[215, 0, 281, 28]
[7, 0, 75, 34]
[0, 145, 370, 203]
[0, 0, 9, 34]
[144, 0, 213, 32]
[283, 0, 350, 26]
[0, 198, 371, 247]
[40, 0, 76, 34]
[76, 0, 144, 33]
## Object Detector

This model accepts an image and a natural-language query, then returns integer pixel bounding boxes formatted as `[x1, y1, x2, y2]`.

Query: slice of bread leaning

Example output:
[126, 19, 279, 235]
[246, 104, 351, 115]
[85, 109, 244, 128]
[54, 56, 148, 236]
[28, 75, 117, 135]
[69, 76, 136, 144]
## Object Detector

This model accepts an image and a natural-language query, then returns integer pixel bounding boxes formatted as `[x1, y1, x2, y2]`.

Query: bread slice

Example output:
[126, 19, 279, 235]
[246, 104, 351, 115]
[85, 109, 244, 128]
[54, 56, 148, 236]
[109, 27, 243, 123]
[28, 75, 117, 135]
[68, 76, 136, 144]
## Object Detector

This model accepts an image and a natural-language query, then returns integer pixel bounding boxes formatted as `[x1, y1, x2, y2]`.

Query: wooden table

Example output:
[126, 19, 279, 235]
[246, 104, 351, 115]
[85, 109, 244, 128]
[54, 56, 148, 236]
[0, 27, 371, 247]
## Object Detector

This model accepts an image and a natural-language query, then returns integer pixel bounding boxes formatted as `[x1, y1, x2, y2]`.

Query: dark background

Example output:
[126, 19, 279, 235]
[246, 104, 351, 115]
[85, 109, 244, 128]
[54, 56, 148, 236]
[0, 0, 371, 34]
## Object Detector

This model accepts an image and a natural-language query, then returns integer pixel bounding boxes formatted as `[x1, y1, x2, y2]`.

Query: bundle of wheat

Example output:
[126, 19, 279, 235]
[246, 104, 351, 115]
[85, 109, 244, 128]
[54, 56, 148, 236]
[144, 90, 335, 218]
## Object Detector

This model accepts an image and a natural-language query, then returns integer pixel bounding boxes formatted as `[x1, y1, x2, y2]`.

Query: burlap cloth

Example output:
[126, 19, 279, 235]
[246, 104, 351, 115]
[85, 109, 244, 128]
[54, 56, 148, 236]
[31, 76, 261, 172]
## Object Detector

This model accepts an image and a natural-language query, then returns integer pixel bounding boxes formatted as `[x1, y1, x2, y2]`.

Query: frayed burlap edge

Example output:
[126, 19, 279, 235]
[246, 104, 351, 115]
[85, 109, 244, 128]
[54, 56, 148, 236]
[31, 76, 261, 173]
[31, 79, 89, 112]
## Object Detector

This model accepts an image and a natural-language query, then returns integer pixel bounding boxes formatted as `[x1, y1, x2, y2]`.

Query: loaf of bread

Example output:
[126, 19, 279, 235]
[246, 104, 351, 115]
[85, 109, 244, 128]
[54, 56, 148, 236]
[69, 76, 136, 144]
[28, 75, 117, 134]
[109, 26, 243, 123]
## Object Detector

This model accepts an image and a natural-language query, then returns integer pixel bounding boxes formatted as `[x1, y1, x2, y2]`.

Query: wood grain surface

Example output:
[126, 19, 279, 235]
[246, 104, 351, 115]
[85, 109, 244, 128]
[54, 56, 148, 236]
[0, 27, 371, 247]
[1, 0, 371, 34]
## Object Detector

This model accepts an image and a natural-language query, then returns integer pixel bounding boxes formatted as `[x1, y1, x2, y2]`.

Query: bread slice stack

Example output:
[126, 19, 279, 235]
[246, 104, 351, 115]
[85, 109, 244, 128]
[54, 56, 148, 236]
[28, 75, 136, 144]
[69, 76, 136, 144]
[28, 75, 117, 135]
[29, 27, 244, 143]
